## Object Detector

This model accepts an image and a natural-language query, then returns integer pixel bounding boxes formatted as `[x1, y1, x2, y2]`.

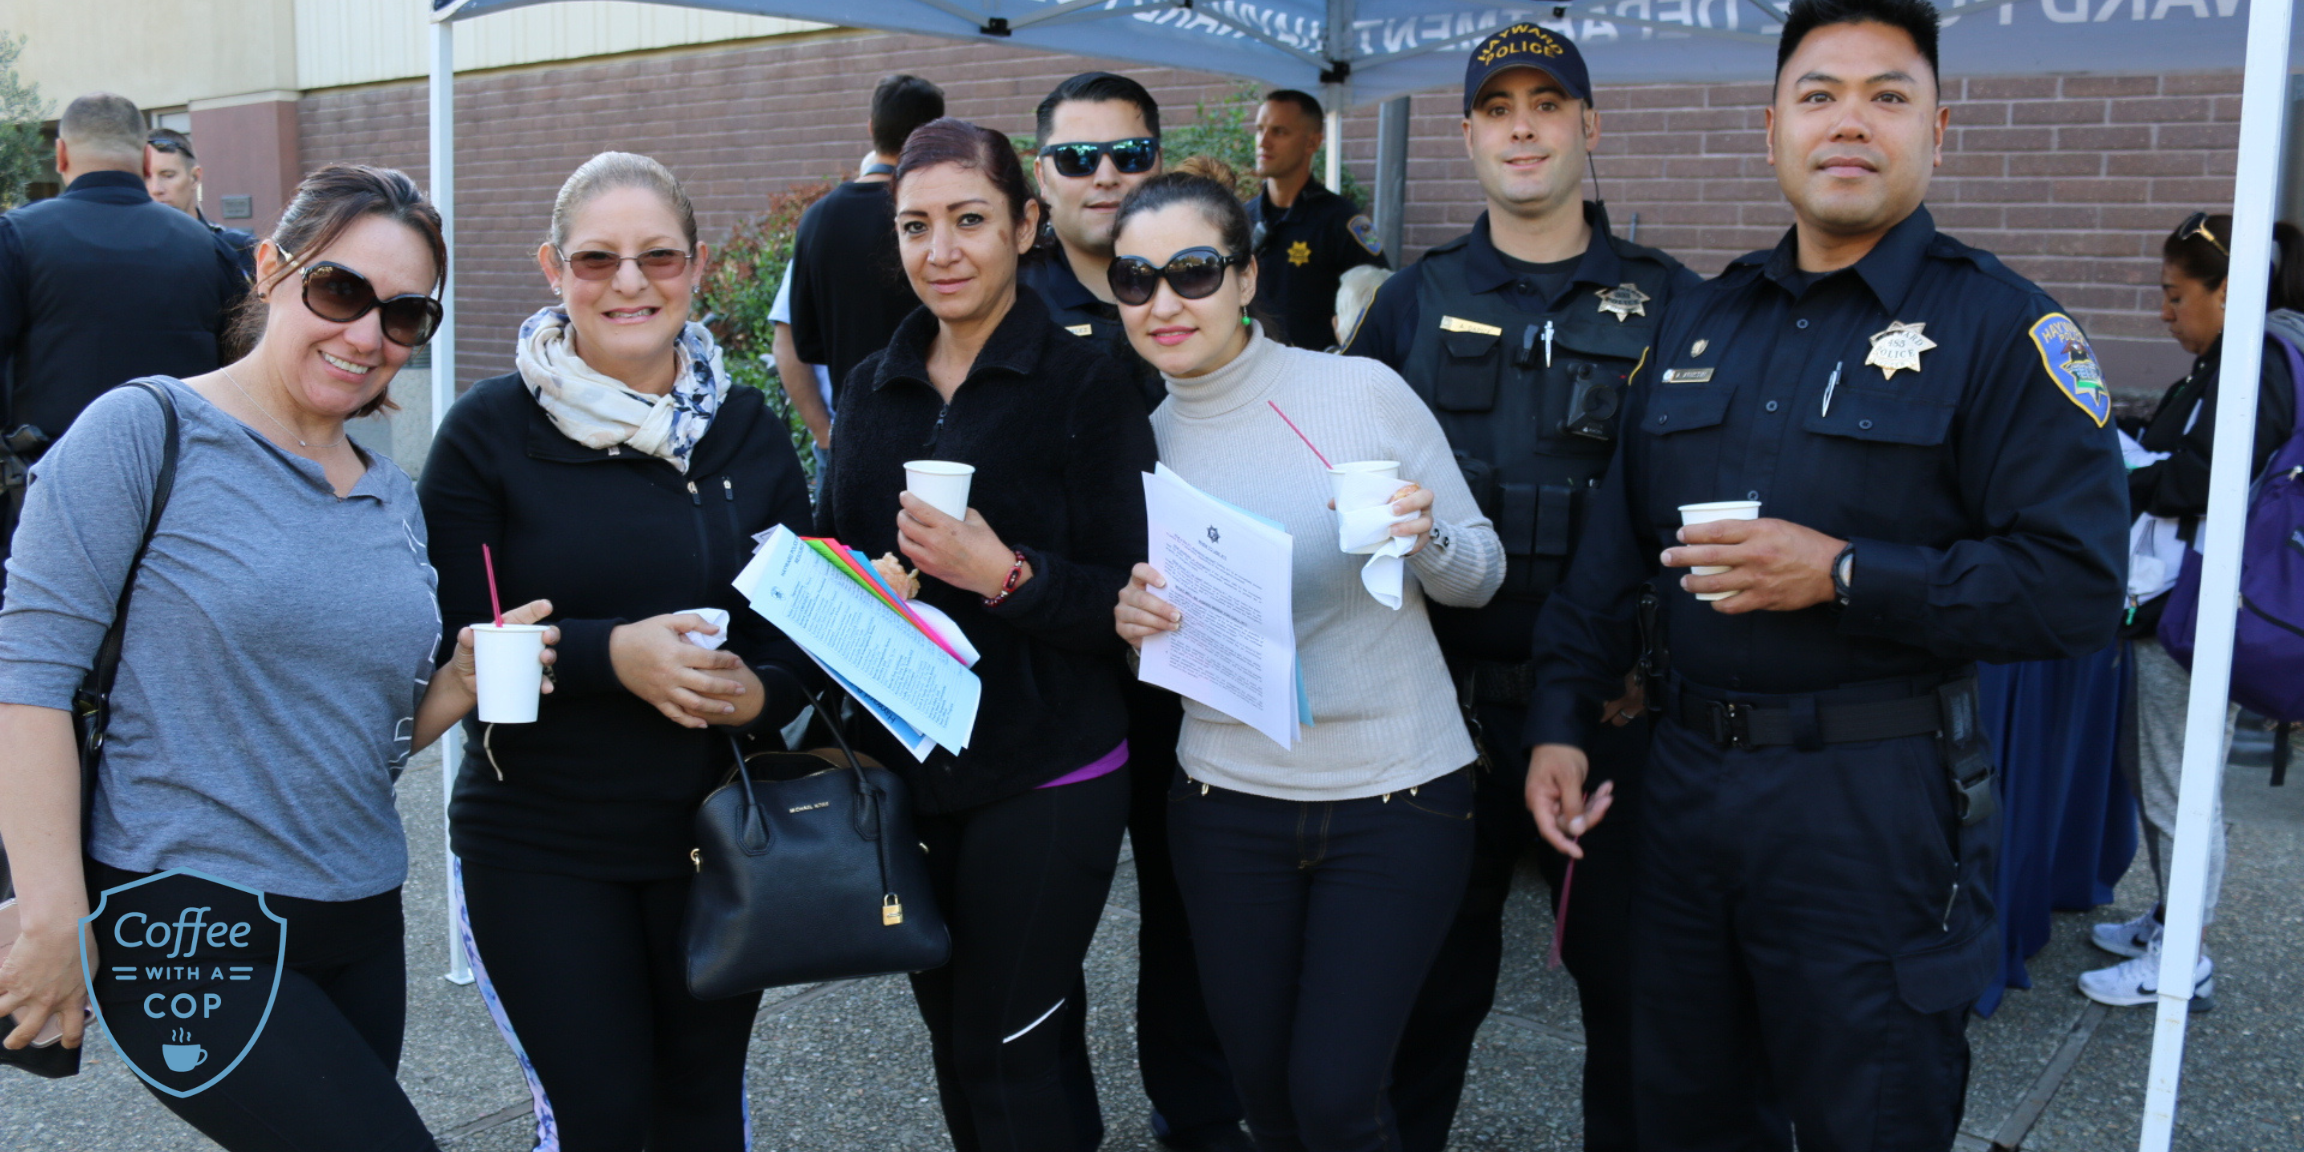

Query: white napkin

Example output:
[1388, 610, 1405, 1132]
[677, 606, 731, 649]
[1332, 473, 1417, 610]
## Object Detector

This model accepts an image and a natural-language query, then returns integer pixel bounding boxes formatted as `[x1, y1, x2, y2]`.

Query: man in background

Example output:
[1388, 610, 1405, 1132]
[145, 127, 257, 278]
[1, 92, 244, 588]
[787, 73, 944, 456]
[1019, 71, 1169, 411]
[1251, 89, 1384, 349]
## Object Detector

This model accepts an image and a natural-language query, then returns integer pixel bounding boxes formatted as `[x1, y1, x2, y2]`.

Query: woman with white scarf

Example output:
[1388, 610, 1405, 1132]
[418, 152, 818, 1151]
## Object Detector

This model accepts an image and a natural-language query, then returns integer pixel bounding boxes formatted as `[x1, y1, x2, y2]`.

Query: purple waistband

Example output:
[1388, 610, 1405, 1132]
[1039, 740, 1129, 789]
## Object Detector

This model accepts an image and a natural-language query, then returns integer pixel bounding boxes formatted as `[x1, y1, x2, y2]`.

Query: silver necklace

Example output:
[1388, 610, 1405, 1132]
[220, 364, 345, 449]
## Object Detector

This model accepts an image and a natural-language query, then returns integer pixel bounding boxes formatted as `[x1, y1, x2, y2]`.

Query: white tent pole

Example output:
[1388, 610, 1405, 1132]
[2136, 0, 2291, 1144]
[427, 14, 474, 988]
[1323, 102, 1342, 192]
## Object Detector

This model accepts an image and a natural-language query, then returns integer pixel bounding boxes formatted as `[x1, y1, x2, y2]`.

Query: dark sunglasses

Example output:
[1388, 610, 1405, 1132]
[556, 247, 695, 280]
[1040, 137, 1160, 179]
[147, 137, 191, 156]
[1107, 247, 1247, 307]
[2177, 211, 2227, 256]
[279, 248, 442, 347]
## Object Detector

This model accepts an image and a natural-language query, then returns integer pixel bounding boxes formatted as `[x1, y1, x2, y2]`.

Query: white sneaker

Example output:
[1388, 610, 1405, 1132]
[2089, 908, 2162, 958]
[2078, 934, 2214, 1010]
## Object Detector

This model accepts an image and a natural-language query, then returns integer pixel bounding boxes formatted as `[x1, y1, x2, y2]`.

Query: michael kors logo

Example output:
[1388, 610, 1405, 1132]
[788, 801, 830, 813]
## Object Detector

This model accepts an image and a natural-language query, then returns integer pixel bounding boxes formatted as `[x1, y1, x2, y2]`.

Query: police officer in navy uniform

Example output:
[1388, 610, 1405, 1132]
[1525, 1, 2127, 1147]
[1250, 90, 1386, 349]
[1347, 27, 1695, 1152]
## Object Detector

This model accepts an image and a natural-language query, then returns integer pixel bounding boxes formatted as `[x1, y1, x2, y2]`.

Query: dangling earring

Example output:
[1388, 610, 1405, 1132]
[1241, 313, 1252, 328]
[552, 284, 562, 297]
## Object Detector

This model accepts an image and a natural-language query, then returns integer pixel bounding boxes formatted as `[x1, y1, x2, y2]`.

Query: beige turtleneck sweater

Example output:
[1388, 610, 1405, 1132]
[1149, 327, 1504, 800]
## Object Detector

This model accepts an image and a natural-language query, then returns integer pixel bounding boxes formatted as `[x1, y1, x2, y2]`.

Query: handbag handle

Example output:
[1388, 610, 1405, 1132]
[721, 668, 886, 847]
[719, 666, 916, 927]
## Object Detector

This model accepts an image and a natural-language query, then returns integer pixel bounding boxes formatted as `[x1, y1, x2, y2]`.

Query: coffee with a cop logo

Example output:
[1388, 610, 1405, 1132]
[80, 869, 287, 1098]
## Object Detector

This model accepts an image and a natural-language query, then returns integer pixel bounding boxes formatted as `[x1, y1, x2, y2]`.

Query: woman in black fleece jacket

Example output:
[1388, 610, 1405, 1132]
[418, 153, 815, 1151]
[816, 119, 1155, 1152]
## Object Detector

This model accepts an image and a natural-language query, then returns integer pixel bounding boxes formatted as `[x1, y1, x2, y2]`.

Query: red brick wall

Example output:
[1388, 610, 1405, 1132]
[298, 30, 2233, 394]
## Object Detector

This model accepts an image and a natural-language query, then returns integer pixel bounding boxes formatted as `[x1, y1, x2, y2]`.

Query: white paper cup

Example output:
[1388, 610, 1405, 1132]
[1329, 461, 1405, 554]
[904, 460, 975, 521]
[472, 624, 549, 724]
[1678, 500, 1762, 602]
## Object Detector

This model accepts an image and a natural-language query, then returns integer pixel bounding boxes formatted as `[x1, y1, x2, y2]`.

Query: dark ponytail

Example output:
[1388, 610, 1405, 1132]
[2163, 213, 2304, 313]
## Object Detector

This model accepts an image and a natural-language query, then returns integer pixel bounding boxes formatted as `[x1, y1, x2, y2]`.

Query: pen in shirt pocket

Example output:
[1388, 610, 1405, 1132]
[1820, 360, 1843, 418]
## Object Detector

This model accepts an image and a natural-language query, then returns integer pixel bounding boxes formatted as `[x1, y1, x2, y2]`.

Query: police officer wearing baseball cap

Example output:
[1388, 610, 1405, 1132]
[1525, 0, 2128, 1146]
[1346, 22, 1696, 1152]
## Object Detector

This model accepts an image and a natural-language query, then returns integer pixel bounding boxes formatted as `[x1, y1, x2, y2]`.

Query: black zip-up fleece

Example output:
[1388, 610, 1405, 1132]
[817, 288, 1157, 814]
[421, 372, 817, 879]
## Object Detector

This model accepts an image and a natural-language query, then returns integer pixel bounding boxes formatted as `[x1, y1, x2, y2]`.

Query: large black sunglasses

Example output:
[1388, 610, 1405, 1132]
[1040, 137, 1160, 179]
[280, 248, 442, 347]
[2176, 211, 2228, 257]
[1107, 247, 1247, 307]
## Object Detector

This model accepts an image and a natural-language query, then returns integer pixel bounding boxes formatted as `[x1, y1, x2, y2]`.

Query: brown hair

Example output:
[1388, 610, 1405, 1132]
[228, 164, 447, 418]
[891, 117, 1040, 227]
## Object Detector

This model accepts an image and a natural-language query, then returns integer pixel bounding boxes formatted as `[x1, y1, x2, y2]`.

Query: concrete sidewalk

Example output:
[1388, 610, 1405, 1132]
[4, 747, 2297, 1150]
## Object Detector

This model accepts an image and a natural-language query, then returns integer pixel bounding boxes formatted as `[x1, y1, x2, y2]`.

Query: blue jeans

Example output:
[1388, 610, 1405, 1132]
[1166, 767, 1475, 1152]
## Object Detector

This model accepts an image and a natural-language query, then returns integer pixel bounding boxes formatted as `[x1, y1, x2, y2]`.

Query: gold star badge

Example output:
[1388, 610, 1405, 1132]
[1865, 320, 1936, 380]
[1286, 240, 1312, 267]
[1595, 282, 1650, 322]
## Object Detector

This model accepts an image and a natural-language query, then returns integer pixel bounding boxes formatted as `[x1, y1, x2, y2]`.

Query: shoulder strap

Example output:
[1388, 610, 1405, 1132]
[74, 381, 181, 803]
[2266, 330, 2304, 442]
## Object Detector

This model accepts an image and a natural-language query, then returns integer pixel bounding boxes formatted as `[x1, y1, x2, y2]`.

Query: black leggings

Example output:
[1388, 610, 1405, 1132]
[86, 861, 436, 1152]
[910, 764, 1132, 1152]
[456, 860, 764, 1152]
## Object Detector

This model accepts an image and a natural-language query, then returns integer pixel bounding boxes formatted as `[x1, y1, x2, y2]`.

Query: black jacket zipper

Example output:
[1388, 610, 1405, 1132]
[685, 479, 711, 605]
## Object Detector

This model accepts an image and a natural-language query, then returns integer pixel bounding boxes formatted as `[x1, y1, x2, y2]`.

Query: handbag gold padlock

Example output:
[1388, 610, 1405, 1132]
[882, 894, 904, 926]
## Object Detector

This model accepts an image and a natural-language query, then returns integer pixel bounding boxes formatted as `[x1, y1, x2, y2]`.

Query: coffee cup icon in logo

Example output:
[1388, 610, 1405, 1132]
[162, 1027, 208, 1071]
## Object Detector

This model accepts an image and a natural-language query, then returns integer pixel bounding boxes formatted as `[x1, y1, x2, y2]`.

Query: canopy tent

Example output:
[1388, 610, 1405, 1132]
[423, 1, 2290, 1147]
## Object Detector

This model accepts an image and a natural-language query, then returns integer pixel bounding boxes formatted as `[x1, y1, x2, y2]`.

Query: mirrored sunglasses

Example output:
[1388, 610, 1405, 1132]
[1041, 137, 1160, 179]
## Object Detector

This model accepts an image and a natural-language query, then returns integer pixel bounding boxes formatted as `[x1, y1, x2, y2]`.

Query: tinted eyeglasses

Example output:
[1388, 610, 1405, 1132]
[2177, 211, 2228, 256]
[1040, 137, 1160, 179]
[278, 247, 442, 347]
[1107, 247, 1247, 307]
[555, 247, 695, 280]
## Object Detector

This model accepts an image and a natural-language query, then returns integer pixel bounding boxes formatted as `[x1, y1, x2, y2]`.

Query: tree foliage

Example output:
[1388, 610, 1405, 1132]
[0, 32, 51, 210]
[693, 179, 837, 474]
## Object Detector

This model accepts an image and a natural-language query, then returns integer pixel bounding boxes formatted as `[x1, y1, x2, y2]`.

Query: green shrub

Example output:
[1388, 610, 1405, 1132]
[694, 180, 836, 476]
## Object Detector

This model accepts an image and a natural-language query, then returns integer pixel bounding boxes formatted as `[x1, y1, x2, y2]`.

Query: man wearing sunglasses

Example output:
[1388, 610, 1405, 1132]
[1250, 89, 1386, 350]
[1, 94, 245, 600]
[1341, 25, 1697, 1152]
[1017, 72, 1252, 1152]
[1017, 72, 1169, 413]
[145, 128, 258, 279]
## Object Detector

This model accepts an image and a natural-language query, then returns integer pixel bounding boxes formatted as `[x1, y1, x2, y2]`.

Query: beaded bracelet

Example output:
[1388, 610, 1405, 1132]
[982, 549, 1029, 608]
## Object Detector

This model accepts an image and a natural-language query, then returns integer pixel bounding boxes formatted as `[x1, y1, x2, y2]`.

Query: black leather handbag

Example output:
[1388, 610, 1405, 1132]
[682, 689, 950, 1000]
[2, 380, 178, 1080]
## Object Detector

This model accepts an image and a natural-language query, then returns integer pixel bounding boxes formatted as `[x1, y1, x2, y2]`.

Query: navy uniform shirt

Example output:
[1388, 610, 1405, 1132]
[1528, 206, 2128, 749]
[1016, 250, 1165, 414]
[1345, 204, 1701, 367]
[1253, 180, 1385, 350]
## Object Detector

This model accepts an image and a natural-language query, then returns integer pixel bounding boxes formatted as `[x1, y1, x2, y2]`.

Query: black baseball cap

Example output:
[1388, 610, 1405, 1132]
[1463, 23, 1593, 114]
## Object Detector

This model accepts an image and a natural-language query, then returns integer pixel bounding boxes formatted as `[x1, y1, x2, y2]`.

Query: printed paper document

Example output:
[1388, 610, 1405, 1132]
[1139, 466, 1299, 748]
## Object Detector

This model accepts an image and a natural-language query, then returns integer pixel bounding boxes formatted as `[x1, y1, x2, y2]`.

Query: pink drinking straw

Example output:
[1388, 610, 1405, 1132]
[1267, 400, 1333, 470]
[1546, 857, 1576, 970]
[482, 544, 505, 627]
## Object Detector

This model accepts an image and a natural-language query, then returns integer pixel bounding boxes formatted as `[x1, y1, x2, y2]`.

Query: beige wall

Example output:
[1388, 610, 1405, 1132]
[12, 0, 298, 112]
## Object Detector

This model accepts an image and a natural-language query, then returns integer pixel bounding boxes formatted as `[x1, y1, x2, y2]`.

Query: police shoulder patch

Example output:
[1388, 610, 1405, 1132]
[1347, 214, 1381, 256]
[2028, 312, 2109, 427]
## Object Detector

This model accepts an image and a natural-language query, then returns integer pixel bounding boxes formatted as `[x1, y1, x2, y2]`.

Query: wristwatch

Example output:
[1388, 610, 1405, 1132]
[1832, 542, 1856, 607]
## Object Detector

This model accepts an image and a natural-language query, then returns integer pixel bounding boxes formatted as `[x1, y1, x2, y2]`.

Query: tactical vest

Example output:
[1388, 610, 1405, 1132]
[1402, 235, 1676, 606]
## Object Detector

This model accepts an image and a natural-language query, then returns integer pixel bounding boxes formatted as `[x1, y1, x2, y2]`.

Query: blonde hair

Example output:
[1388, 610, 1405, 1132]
[1333, 264, 1393, 347]
[547, 151, 697, 252]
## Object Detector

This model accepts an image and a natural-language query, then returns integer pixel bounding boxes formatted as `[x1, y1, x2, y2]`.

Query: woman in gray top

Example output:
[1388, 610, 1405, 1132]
[0, 165, 548, 1152]
[1111, 170, 1503, 1152]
